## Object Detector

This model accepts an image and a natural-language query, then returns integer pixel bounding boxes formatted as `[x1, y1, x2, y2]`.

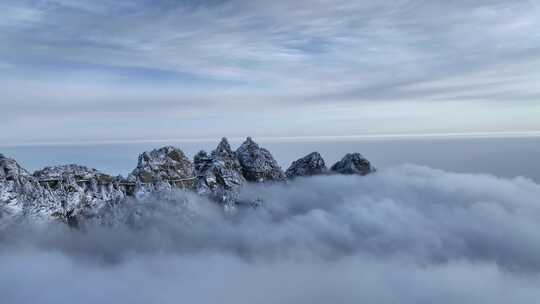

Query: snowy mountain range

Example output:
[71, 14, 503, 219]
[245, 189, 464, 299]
[0, 137, 375, 227]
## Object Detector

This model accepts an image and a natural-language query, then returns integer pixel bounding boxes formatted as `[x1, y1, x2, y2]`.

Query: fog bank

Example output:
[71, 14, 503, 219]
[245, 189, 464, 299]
[1, 165, 540, 303]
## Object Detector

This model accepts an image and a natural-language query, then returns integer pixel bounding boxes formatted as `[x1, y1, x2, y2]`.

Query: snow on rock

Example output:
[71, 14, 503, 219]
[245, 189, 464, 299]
[211, 137, 243, 169]
[33, 164, 126, 226]
[285, 152, 328, 178]
[0, 154, 45, 223]
[0, 139, 377, 227]
[128, 146, 196, 197]
[236, 137, 286, 183]
[330, 153, 376, 176]
[194, 138, 246, 206]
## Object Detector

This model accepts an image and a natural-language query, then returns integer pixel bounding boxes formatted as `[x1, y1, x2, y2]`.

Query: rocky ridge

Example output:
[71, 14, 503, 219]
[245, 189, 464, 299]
[0, 138, 376, 225]
[34, 164, 126, 226]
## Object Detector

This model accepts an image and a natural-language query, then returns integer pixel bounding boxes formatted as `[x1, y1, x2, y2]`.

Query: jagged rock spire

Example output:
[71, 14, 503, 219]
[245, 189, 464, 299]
[212, 137, 233, 158]
[211, 137, 242, 170]
[286, 152, 327, 178]
[194, 139, 246, 206]
[330, 153, 375, 176]
[236, 137, 285, 182]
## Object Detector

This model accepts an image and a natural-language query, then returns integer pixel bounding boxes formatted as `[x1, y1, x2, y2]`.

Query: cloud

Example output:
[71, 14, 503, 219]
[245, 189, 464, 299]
[0, 0, 539, 143]
[1, 165, 540, 303]
[2, 0, 537, 87]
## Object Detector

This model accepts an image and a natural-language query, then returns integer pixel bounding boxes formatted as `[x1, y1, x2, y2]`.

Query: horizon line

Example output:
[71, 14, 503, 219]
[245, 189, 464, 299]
[1, 130, 540, 148]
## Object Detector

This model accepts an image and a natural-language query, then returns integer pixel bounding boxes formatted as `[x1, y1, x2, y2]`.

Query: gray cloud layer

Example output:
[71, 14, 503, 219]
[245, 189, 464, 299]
[1, 165, 540, 303]
[1, 0, 539, 143]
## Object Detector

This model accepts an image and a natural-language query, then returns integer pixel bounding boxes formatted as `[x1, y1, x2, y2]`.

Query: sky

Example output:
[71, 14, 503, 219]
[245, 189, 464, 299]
[1, 0, 539, 145]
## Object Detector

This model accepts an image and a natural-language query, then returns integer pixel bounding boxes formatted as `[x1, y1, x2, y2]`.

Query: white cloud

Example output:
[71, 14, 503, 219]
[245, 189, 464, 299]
[0, 0, 539, 143]
[2, 165, 540, 303]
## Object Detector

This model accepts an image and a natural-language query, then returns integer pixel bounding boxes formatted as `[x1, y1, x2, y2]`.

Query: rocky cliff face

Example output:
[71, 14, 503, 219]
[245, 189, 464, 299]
[128, 146, 196, 197]
[1, 138, 376, 225]
[236, 137, 286, 182]
[330, 153, 375, 176]
[286, 152, 328, 178]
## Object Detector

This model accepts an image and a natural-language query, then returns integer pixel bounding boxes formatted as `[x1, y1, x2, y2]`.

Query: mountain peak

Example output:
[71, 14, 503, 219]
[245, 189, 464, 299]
[286, 152, 327, 178]
[330, 153, 375, 175]
[236, 137, 285, 182]
[212, 137, 234, 159]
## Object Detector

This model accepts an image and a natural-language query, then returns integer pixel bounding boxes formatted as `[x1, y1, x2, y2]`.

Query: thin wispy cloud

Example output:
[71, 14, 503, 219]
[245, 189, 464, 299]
[0, 0, 539, 144]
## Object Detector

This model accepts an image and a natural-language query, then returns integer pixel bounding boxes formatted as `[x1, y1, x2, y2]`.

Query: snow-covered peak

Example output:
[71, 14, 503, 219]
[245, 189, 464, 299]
[212, 137, 234, 158]
[330, 153, 375, 176]
[129, 146, 195, 183]
[286, 152, 328, 178]
[0, 154, 31, 179]
[236, 137, 285, 183]
[1, 138, 376, 226]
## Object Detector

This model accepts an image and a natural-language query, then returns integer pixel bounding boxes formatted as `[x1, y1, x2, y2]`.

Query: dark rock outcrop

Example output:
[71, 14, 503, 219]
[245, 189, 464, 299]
[194, 138, 246, 206]
[236, 137, 285, 182]
[286, 152, 327, 178]
[330, 153, 375, 175]
[128, 146, 195, 195]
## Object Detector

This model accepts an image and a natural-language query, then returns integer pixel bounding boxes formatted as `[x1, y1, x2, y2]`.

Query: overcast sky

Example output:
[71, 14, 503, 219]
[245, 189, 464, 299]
[1, 0, 539, 145]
